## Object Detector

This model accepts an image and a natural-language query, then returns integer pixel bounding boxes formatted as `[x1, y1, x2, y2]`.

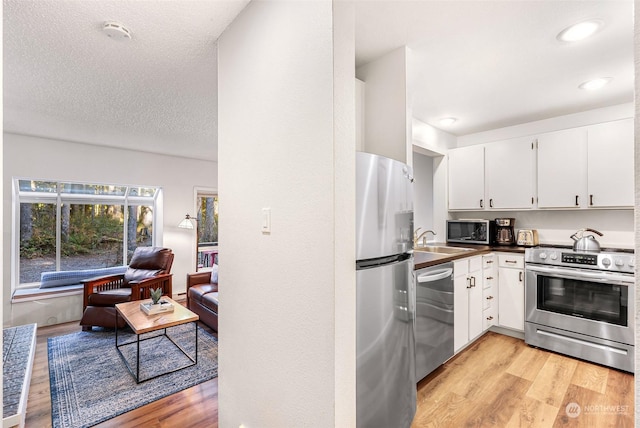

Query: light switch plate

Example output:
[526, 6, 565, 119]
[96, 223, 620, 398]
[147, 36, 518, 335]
[262, 208, 271, 234]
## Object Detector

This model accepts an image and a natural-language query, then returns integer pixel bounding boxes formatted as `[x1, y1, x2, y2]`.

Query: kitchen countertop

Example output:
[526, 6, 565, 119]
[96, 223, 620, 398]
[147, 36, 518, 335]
[413, 243, 529, 270]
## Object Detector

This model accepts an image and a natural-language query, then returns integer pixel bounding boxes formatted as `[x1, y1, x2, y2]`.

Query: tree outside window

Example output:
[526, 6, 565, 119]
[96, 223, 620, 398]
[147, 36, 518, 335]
[16, 180, 160, 285]
[196, 194, 218, 267]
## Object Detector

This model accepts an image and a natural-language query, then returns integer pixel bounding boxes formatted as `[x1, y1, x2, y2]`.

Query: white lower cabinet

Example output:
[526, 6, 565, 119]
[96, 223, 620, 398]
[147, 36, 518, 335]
[482, 254, 497, 331]
[454, 255, 483, 353]
[497, 254, 525, 331]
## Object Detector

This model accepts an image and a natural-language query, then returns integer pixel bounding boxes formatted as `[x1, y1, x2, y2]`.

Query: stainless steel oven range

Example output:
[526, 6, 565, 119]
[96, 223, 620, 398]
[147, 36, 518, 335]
[525, 246, 635, 372]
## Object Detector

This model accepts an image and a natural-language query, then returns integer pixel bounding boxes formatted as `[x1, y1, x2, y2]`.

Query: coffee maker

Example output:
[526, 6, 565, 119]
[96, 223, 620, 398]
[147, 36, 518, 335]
[494, 218, 516, 245]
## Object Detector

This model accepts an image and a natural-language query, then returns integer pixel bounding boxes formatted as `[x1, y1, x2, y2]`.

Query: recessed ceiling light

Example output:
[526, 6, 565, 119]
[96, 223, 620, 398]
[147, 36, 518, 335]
[103, 21, 132, 41]
[439, 117, 457, 127]
[578, 77, 612, 90]
[557, 20, 602, 42]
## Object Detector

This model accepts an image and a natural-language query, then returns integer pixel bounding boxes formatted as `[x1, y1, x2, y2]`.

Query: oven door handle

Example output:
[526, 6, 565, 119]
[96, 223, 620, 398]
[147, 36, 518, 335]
[525, 265, 634, 285]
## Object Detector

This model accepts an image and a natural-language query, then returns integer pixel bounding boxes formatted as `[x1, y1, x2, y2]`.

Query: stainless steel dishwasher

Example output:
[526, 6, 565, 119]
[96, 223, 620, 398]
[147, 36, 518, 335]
[415, 262, 454, 382]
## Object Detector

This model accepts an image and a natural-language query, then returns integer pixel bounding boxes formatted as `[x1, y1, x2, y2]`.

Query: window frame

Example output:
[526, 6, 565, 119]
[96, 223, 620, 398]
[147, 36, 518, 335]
[12, 178, 163, 290]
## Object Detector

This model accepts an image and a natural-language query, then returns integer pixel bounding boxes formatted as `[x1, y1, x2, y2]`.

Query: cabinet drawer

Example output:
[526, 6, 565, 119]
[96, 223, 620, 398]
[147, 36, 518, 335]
[483, 306, 497, 330]
[482, 254, 496, 269]
[498, 254, 524, 269]
[483, 286, 496, 310]
[483, 271, 496, 289]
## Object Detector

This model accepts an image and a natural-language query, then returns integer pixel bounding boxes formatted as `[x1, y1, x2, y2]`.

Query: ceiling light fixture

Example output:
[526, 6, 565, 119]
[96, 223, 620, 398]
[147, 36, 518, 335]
[103, 21, 132, 41]
[439, 117, 457, 127]
[557, 20, 602, 42]
[578, 77, 612, 90]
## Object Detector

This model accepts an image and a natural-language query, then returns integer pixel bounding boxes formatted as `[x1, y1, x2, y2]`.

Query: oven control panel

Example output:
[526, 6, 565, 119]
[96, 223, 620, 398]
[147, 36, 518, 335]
[525, 247, 635, 274]
[562, 252, 598, 265]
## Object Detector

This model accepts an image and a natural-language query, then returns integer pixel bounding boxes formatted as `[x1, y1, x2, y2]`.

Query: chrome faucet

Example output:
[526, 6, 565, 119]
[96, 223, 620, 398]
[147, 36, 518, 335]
[413, 229, 436, 247]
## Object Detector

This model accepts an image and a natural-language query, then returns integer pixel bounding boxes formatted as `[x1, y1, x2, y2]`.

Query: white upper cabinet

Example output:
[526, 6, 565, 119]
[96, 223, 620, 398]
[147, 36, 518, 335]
[537, 128, 587, 208]
[448, 145, 485, 210]
[537, 119, 633, 209]
[485, 137, 536, 209]
[447, 117, 633, 212]
[587, 118, 634, 208]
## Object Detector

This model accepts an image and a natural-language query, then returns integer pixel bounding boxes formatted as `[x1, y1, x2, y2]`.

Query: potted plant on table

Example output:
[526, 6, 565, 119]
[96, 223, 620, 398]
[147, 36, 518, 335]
[141, 287, 174, 315]
[150, 287, 163, 305]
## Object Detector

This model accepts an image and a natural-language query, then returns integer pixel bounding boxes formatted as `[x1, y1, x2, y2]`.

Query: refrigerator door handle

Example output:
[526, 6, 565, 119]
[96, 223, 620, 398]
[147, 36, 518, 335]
[417, 268, 453, 284]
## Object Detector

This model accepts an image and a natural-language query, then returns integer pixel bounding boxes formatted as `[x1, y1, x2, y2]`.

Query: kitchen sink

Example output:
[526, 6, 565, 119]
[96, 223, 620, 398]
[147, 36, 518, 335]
[414, 245, 476, 255]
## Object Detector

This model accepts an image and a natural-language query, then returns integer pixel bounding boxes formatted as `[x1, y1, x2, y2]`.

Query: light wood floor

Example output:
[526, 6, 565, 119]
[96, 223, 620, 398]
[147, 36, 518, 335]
[25, 326, 632, 427]
[413, 331, 634, 427]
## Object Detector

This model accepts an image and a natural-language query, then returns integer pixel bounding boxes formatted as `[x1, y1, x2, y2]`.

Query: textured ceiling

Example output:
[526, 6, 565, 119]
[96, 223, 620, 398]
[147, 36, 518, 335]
[3, 0, 249, 161]
[4, 1, 634, 159]
[355, 0, 634, 136]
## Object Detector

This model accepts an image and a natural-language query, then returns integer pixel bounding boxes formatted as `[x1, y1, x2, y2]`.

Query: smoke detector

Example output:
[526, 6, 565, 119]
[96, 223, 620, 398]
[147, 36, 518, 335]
[103, 21, 132, 41]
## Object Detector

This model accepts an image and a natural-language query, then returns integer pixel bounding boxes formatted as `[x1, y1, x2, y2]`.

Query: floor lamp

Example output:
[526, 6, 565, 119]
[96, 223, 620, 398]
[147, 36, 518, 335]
[178, 214, 199, 272]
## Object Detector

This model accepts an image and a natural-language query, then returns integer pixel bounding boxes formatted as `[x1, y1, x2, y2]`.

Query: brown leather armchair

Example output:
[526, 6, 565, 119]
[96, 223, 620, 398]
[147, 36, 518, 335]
[80, 247, 174, 330]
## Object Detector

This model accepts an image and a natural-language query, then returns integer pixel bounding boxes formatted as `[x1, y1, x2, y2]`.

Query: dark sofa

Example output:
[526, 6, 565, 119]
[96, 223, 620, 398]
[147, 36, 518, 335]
[186, 268, 218, 332]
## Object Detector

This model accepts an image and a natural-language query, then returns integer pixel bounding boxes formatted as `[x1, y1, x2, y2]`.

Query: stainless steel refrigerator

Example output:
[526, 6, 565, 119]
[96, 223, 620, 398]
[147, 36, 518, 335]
[355, 152, 416, 428]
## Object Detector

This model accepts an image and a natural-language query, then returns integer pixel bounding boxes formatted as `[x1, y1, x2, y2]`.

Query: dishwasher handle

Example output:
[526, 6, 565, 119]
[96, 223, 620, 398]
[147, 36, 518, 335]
[417, 268, 453, 283]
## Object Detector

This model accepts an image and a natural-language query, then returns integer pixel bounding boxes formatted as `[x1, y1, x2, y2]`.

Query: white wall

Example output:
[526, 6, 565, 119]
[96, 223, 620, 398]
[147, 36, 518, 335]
[356, 47, 411, 164]
[413, 152, 434, 239]
[450, 209, 634, 249]
[432, 155, 448, 239]
[3, 132, 217, 325]
[634, 2, 639, 423]
[217, 0, 355, 426]
[412, 117, 456, 155]
[355, 78, 365, 152]
[412, 118, 455, 242]
[332, 1, 357, 425]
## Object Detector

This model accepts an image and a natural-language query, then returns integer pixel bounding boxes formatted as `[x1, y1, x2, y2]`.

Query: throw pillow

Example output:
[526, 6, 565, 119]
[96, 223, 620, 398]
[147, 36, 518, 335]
[210, 264, 219, 284]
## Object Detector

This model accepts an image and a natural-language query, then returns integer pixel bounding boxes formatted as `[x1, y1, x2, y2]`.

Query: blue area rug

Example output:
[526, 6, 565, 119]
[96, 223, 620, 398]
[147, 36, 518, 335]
[48, 324, 218, 428]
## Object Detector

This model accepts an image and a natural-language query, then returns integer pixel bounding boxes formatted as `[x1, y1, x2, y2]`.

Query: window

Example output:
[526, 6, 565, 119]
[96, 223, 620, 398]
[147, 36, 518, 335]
[15, 179, 161, 286]
[196, 192, 218, 269]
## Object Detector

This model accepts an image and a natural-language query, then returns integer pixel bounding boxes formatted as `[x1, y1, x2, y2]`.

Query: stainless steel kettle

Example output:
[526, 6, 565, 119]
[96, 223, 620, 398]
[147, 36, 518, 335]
[570, 228, 603, 252]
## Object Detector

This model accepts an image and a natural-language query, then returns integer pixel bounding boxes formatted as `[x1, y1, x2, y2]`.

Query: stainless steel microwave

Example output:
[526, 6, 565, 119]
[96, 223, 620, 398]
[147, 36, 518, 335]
[446, 220, 492, 244]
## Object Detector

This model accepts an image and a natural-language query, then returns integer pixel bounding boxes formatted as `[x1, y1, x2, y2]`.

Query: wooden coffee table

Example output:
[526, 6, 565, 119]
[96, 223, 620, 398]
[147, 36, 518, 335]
[115, 297, 200, 383]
